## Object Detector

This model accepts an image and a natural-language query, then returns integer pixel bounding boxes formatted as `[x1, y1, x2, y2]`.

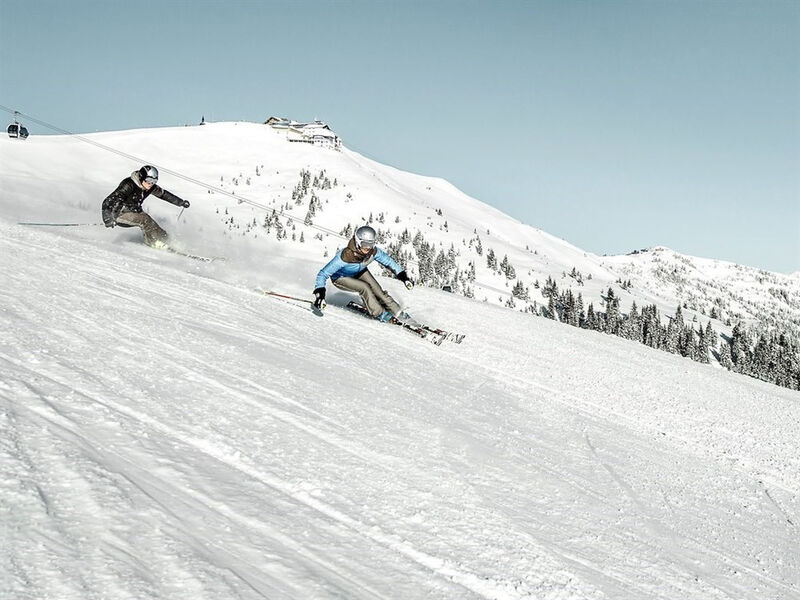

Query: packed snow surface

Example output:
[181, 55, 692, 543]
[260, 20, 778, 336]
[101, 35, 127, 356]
[1, 125, 799, 599]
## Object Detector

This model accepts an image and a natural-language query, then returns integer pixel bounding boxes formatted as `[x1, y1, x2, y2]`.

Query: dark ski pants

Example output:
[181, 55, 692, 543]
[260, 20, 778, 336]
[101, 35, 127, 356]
[333, 270, 401, 317]
[116, 211, 169, 247]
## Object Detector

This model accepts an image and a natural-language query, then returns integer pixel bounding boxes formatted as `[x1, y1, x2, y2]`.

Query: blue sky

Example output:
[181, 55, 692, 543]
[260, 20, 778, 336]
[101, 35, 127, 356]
[2, 0, 798, 273]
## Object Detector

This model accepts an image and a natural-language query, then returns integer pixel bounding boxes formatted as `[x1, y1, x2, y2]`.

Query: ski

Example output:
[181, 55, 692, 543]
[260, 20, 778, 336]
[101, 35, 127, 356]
[345, 301, 438, 344]
[344, 302, 453, 346]
[417, 324, 465, 344]
[163, 246, 224, 262]
[380, 305, 464, 343]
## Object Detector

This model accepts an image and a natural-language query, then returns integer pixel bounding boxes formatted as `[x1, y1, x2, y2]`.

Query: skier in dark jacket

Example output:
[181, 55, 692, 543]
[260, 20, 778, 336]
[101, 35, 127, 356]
[101, 165, 190, 247]
[313, 225, 415, 321]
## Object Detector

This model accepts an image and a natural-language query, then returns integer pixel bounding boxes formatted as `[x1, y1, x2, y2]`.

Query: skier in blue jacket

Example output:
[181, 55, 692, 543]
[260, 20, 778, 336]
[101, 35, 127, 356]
[313, 225, 414, 320]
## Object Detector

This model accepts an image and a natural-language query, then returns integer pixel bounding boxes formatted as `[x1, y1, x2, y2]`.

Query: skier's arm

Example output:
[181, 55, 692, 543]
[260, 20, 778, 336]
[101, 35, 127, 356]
[375, 249, 414, 289]
[101, 184, 125, 226]
[315, 253, 346, 289]
[313, 253, 347, 310]
[152, 186, 190, 208]
[374, 248, 403, 275]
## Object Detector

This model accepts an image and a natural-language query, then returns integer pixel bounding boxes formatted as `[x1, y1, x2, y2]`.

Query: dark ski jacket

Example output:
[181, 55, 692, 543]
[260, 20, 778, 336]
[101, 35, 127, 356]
[102, 171, 186, 226]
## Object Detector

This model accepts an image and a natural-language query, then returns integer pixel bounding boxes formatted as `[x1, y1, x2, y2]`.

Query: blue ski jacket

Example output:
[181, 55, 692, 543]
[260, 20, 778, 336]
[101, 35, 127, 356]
[315, 246, 403, 289]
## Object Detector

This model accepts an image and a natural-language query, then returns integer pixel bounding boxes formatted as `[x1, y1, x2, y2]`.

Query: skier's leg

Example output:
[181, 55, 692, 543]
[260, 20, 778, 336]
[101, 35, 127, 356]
[333, 276, 386, 317]
[116, 211, 169, 247]
[357, 270, 402, 316]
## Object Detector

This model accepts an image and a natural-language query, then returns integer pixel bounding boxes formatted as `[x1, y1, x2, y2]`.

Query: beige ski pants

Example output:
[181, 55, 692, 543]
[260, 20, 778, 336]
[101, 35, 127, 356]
[333, 270, 401, 317]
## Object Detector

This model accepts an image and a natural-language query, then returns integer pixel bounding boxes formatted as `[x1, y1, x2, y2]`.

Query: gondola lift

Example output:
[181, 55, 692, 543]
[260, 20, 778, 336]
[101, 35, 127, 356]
[7, 112, 29, 139]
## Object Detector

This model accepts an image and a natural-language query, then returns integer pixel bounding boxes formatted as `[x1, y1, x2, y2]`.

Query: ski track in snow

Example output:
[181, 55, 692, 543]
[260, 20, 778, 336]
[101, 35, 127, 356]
[2, 221, 799, 600]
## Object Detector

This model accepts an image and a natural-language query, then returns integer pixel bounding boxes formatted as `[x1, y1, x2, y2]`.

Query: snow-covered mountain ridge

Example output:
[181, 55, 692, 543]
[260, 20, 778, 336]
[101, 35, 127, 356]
[605, 246, 800, 335]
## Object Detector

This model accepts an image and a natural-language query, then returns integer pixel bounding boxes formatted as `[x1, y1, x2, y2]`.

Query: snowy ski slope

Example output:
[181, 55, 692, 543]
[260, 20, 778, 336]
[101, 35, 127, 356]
[1, 125, 799, 599]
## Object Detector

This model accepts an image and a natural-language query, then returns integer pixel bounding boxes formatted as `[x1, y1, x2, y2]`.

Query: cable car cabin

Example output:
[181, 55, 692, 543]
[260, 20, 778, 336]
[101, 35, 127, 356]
[7, 122, 29, 139]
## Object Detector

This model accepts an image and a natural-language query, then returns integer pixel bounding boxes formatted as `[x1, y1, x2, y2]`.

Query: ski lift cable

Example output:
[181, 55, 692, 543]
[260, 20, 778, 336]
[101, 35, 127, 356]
[0, 106, 434, 271]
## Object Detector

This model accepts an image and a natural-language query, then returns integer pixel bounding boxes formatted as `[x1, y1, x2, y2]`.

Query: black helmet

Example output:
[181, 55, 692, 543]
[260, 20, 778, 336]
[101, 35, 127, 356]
[138, 165, 158, 184]
[354, 225, 377, 249]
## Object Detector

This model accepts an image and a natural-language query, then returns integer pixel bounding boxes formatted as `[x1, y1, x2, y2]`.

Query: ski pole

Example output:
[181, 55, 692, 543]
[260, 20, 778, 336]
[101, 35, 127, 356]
[263, 291, 314, 304]
[18, 222, 101, 227]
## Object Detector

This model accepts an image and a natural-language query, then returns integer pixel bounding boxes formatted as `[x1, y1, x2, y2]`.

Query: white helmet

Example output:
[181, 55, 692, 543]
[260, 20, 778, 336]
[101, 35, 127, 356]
[354, 225, 377, 249]
[138, 165, 159, 184]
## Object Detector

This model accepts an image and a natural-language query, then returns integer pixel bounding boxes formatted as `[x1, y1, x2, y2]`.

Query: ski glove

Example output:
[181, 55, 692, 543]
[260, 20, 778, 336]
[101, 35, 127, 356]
[396, 271, 414, 290]
[313, 287, 327, 310]
[181, 201, 190, 208]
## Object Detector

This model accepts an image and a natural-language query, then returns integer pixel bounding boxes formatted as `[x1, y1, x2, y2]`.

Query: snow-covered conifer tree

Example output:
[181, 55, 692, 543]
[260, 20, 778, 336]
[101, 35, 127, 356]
[486, 248, 497, 271]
